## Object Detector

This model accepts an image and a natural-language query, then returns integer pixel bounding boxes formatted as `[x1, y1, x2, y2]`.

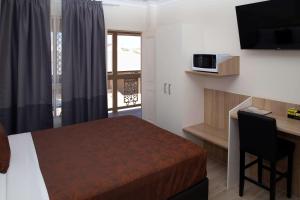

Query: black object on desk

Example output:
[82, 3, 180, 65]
[237, 111, 295, 200]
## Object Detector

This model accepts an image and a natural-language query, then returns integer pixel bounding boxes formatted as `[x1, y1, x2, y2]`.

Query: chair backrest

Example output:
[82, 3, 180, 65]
[237, 110, 278, 161]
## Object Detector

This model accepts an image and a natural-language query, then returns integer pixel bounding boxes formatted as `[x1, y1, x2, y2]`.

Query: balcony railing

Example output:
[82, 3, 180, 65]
[107, 70, 141, 111]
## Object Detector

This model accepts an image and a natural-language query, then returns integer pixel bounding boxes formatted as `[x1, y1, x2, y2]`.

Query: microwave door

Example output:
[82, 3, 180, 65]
[193, 55, 217, 72]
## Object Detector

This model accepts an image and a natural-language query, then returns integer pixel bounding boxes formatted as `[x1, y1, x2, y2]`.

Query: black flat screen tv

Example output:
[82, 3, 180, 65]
[236, 0, 300, 49]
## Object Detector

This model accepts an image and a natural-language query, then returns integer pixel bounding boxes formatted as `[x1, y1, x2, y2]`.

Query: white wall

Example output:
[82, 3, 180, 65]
[104, 4, 148, 31]
[50, 0, 148, 30]
[154, 0, 300, 136]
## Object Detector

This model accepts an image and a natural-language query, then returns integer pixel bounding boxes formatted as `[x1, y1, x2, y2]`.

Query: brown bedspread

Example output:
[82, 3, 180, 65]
[32, 116, 207, 200]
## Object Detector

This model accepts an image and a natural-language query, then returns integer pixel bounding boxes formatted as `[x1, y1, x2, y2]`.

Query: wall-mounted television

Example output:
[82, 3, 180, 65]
[236, 0, 300, 50]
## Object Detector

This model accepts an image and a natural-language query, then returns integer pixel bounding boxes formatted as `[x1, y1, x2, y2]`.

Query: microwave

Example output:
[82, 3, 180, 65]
[192, 54, 231, 73]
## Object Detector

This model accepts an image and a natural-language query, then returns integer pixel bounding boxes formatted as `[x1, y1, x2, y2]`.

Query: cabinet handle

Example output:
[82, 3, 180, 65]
[164, 83, 167, 94]
[168, 84, 171, 95]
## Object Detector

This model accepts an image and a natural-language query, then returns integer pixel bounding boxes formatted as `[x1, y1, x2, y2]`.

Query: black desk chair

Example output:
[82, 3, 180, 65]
[237, 111, 295, 200]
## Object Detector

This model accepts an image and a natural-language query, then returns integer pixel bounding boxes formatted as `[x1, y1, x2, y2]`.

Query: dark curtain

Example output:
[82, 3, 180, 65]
[62, 0, 108, 126]
[0, 0, 53, 134]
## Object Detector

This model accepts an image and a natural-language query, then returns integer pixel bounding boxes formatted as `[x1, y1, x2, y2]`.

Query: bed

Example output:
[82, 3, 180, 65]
[0, 116, 208, 200]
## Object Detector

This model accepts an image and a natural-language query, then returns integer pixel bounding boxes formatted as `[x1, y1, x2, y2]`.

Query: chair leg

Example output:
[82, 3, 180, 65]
[239, 151, 245, 197]
[258, 157, 263, 184]
[287, 153, 294, 198]
[270, 162, 276, 200]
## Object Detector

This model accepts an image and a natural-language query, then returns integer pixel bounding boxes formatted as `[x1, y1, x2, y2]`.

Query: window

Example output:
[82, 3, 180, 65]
[107, 34, 113, 73]
[107, 33, 113, 109]
[107, 31, 142, 113]
[51, 18, 62, 118]
[117, 35, 141, 72]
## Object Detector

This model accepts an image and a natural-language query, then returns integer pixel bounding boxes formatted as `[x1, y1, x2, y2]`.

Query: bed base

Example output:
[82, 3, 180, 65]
[169, 177, 209, 200]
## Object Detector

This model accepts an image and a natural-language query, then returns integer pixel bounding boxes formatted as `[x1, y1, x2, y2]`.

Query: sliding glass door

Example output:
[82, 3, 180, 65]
[107, 31, 142, 113]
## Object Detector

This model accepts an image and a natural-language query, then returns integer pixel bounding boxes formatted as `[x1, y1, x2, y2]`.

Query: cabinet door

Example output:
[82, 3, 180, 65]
[155, 25, 184, 134]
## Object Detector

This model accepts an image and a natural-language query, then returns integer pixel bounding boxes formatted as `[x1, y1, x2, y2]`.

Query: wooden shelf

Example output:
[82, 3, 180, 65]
[186, 56, 240, 77]
[185, 70, 230, 77]
[183, 123, 228, 149]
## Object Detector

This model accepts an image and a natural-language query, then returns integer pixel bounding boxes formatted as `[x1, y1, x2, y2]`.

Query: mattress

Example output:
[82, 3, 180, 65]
[28, 116, 207, 200]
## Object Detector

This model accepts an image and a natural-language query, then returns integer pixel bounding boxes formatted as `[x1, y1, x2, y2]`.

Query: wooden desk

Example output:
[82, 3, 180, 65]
[230, 111, 300, 137]
[228, 97, 300, 197]
[183, 88, 248, 155]
[183, 123, 228, 149]
[182, 88, 300, 196]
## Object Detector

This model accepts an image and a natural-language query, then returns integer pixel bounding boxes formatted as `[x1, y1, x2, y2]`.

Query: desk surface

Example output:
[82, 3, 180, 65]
[231, 111, 300, 137]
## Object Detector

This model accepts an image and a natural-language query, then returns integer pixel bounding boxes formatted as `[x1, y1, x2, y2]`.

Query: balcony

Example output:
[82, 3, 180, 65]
[107, 70, 141, 111]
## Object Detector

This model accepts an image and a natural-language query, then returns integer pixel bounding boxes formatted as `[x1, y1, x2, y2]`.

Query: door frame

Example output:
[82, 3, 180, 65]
[107, 30, 142, 113]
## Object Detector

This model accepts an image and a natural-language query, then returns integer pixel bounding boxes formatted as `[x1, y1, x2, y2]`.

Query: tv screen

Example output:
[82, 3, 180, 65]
[236, 0, 300, 49]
